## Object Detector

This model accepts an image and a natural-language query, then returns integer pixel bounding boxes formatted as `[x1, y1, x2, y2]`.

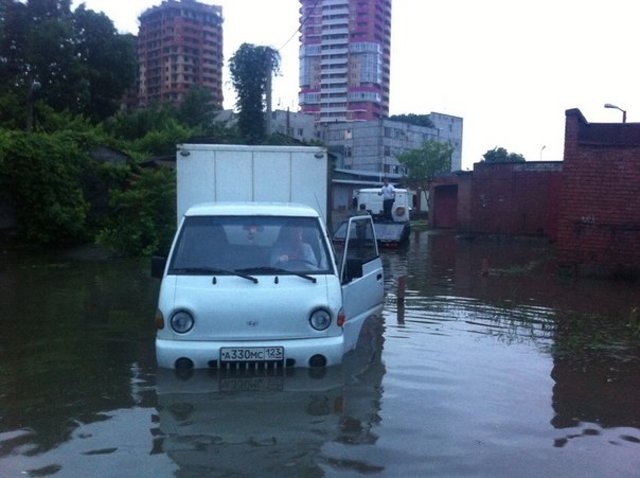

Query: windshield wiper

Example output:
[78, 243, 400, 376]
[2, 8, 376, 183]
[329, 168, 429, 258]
[170, 267, 258, 283]
[236, 266, 317, 283]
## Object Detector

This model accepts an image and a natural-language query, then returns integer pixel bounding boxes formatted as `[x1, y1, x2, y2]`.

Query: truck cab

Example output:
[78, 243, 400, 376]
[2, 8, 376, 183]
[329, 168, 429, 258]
[153, 202, 384, 369]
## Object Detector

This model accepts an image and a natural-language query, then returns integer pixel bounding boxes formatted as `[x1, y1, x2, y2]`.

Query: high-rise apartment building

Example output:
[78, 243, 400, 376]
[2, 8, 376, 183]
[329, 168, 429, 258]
[137, 0, 224, 108]
[298, 0, 392, 123]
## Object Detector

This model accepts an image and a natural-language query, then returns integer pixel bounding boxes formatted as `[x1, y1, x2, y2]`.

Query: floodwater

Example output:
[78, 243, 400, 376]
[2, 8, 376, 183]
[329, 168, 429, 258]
[1, 231, 639, 477]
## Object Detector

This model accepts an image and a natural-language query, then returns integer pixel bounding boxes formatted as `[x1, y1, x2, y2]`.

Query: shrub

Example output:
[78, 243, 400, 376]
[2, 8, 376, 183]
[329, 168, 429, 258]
[96, 167, 176, 256]
[0, 131, 92, 244]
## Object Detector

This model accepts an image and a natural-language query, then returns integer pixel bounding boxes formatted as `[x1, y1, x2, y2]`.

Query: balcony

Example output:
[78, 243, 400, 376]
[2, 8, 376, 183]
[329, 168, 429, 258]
[321, 17, 349, 27]
[320, 58, 348, 67]
[320, 78, 348, 88]
[321, 37, 349, 47]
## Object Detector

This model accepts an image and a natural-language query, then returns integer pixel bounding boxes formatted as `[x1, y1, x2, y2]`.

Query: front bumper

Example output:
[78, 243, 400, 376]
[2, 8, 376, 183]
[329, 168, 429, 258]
[156, 335, 345, 369]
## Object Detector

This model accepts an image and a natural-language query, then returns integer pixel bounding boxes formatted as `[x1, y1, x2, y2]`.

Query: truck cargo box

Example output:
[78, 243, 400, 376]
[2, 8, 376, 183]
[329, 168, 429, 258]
[176, 144, 329, 223]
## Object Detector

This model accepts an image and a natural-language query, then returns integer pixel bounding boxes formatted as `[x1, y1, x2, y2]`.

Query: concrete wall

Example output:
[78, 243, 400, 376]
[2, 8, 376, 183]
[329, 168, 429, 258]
[557, 109, 640, 276]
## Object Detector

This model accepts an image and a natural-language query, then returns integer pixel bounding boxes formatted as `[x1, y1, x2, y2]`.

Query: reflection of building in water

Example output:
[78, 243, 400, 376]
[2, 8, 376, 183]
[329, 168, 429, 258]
[154, 317, 386, 475]
[550, 357, 640, 436]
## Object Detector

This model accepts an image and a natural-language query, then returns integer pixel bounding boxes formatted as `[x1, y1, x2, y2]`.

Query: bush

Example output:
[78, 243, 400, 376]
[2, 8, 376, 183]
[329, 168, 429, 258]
[0, 131, 92, 244]
[96, 167, 176, 256]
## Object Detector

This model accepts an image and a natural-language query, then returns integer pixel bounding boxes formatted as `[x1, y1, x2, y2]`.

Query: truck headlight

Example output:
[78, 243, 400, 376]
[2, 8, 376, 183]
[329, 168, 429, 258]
[171, 311, 194, 334]
[309, 309, 331, 331]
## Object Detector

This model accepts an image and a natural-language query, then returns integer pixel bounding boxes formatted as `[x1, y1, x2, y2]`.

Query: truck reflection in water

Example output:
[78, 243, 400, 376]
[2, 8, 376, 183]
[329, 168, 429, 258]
[153, 317, 386, 476]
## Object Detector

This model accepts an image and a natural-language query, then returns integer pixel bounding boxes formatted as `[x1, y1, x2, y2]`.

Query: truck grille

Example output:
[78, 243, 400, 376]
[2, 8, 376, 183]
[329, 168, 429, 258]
[208, 358, 294, 370]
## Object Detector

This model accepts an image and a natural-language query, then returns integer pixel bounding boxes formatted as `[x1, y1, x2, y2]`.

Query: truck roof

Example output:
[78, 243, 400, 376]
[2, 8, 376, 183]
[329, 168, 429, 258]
[183, 202, 321, 218]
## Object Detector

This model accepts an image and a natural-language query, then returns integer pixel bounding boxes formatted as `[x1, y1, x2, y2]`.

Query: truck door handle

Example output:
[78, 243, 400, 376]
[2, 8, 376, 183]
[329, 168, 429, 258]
[377, 273, 383, 280]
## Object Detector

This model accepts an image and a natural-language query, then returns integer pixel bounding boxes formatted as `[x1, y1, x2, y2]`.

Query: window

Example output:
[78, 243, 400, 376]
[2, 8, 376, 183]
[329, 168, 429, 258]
[169, 216, 332, 275]
[332, 217, 378, 273]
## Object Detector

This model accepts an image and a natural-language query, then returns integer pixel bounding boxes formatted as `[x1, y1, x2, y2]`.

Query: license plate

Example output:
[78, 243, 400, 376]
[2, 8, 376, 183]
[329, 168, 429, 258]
[220, 347, 284, 362]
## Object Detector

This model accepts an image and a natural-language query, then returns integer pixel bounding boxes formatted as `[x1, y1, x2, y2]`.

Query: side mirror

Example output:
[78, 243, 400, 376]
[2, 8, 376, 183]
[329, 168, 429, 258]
[343, 257, 363, 284]
[151, 256, 167, 279]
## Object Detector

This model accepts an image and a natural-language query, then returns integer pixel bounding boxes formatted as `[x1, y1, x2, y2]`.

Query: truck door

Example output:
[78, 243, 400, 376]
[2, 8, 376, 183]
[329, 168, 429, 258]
[337, 215, 385, 351]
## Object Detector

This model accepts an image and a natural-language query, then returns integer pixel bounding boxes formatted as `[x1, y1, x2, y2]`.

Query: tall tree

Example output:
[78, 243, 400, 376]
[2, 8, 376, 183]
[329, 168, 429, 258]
[0, 0, 136, 127]
[1, 0, 78, 117]
[177, 86, 217, 128]
[72, 5, 136, 120]
[397, 139, 453, 205]
[228, 43, 280, 143]
[482, 147, 526, 163]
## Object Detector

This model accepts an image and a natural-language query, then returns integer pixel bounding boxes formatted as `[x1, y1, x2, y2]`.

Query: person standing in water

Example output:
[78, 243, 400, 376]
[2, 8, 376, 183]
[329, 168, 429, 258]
[379, 177, 396, 221]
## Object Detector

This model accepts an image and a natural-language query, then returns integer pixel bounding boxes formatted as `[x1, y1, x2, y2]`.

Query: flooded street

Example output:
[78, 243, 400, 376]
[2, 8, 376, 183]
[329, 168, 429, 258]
[1, 231, 639, 477]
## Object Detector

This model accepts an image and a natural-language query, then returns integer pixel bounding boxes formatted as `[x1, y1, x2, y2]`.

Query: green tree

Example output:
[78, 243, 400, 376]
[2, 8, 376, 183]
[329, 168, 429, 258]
[0, 91, 24, 129]
[0, 0, 136, 126]
[72, 5, 136, 120]
[96, 167, 177, 256]
[482, 147, 526, 163]
[397, 139, 453, 205]
[388, 114, 434, 129]
[103, 103, 178, 141]
[130, 118, 192, 157]
[229, 43, 280, 143]
[0, 130, 91, 244]
[177, 86, 218, 129]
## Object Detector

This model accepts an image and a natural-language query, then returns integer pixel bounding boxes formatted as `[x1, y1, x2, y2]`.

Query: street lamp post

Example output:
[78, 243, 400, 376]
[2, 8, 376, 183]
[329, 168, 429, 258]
[604, 103, 627, 123]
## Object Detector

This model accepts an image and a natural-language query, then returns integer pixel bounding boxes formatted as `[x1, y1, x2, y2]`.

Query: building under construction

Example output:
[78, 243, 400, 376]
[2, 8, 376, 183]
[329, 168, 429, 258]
[137, 0, 224, 108]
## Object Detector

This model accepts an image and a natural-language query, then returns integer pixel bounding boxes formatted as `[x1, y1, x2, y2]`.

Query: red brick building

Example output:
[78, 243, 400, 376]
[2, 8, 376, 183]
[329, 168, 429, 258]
[430, 108, 640, 277]
[557, 109, 640, 276]
[137, 0, 224, 108]
[430, 172, 472, 230]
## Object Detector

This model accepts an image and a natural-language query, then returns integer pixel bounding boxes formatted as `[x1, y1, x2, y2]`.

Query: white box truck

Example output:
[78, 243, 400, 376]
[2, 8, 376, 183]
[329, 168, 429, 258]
[152, 144, 384, 370]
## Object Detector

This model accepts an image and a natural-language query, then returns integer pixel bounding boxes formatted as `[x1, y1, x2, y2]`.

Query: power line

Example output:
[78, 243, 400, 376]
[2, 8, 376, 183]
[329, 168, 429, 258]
[277, 0, 321, 52]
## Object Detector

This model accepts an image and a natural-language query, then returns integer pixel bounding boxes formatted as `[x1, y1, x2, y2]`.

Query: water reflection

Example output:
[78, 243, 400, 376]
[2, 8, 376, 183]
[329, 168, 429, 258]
[0, 252, 158, 459]
[382, 231, 640, 462]
[551, 358, 640, 431]
[154, 317, 385, 476]
[0, 234, 639, 477]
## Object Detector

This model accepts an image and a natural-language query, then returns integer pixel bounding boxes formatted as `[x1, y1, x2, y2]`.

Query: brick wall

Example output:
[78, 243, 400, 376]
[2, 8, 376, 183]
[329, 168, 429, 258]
[468, 162, 562, 238]
[557, 109, 640, 276]
[431, 173, 472, 230]
[431, 163, 562, 238]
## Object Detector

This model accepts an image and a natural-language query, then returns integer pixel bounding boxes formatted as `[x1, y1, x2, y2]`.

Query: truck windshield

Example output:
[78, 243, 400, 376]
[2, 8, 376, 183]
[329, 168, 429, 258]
[168, 216, 333, 275]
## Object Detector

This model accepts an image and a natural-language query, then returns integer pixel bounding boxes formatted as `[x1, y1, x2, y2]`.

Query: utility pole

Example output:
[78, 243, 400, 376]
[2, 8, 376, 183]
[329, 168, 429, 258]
[265, 54, 273, 136]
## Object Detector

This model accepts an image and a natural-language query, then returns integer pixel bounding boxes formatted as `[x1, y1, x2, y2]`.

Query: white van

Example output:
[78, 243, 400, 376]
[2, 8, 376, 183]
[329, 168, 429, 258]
[152, 145, 384, 369]
[153, 144, 384, 369]
[153, 203, 383, 369]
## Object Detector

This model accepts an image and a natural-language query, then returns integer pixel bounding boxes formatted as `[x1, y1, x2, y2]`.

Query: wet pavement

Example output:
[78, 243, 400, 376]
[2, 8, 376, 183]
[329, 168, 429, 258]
[0, 230, 638, 477]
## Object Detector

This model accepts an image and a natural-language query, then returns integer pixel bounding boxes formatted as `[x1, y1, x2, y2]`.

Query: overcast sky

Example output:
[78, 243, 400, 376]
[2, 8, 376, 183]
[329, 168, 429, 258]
[72, 0, 640, 170]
